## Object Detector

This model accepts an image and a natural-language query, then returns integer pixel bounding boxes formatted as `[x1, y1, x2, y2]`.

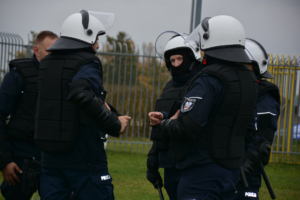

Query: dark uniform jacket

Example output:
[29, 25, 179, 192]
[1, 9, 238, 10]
[0, 54, 41, 170]
[147, 66, 203, 169]
[40, 59, 115, 171]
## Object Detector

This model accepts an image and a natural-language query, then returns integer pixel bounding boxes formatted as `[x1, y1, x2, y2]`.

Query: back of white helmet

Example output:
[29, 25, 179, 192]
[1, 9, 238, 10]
[245, 38, 273, 79]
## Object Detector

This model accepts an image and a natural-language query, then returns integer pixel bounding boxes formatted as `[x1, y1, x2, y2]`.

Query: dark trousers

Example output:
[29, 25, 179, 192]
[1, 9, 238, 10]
[0, 157, 39, 200]
[177, 164, 239, 200]
[40, 167, 114, 200]
[164, 168, 182, 200]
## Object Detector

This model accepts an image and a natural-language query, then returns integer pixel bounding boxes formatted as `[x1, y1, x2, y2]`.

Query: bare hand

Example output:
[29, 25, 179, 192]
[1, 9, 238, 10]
[104, 102, 111, 111]
[148, 112, 163, 126]
[118, 115, 131, 133]
[1, 162, 22, 185]
[170, 110, 180, 119]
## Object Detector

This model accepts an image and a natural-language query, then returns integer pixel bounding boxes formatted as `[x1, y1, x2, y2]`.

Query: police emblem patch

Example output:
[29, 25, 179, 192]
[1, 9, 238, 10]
[181, 97, 197, 113]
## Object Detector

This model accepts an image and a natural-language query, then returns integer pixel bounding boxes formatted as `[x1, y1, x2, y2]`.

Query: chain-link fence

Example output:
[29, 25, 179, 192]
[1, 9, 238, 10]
[1, 32, 300, 164]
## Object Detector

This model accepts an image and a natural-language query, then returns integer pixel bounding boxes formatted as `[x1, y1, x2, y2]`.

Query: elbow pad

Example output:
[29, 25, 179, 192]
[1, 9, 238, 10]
[160, 112, 201, 140]
[67, 79, 121, 133]
[67, 79, 94, 108]
[255, 129, 275, 145]
[160, 119, 186, 140]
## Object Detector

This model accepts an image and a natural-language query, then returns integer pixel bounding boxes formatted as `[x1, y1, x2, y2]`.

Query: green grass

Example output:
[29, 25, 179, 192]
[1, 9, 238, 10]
[1, 152, 300, 200]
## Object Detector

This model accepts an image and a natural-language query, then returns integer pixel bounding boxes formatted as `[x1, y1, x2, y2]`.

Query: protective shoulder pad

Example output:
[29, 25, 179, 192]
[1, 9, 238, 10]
[258, 80, 280, 107]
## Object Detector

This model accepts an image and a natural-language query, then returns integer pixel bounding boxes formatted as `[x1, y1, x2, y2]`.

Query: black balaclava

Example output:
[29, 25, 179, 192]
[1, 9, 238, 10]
[165, 49, 195, 76]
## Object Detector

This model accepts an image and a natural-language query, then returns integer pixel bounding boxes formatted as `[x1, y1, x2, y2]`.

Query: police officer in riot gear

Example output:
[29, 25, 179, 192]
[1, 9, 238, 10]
[35, 10, 130, 199]
[146, 32, 202, 200]
[155, 15, 258, 199]
[0, 31, 58, 200]
[235, 38, 280, 200]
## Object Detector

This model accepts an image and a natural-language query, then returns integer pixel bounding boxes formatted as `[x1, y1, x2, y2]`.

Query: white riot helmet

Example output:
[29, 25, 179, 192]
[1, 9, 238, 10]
[48, 10, 115, 52]
[245, 38, 273, 79]
[155, 31, 201, 72]
[185, 15, 251, 63]
[155, 31, 201, 61]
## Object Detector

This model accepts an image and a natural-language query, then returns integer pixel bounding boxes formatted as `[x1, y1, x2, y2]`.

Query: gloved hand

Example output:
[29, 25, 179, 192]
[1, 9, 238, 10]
[258, 140, 271, 158]
[21, 158, 41, 197]
[146, 166, 163, 189]
[237, 141, 271, 188]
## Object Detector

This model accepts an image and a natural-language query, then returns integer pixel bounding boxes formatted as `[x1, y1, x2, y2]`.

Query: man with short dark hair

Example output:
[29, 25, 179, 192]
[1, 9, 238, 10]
[0, 30, 58, 200]
[34, 31, 58, 62]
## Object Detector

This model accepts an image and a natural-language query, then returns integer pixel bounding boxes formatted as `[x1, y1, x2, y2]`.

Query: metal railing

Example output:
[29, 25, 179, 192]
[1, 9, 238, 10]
[268, 54, 300, 164]
[1, 32, 300, 164]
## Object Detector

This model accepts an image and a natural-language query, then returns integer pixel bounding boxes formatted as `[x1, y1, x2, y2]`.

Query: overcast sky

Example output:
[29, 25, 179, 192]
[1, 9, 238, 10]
[0, 0, 299, 56]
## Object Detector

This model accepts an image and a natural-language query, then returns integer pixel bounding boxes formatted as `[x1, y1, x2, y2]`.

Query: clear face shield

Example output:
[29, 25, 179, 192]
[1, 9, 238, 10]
[155, 31, 188, 60]
[184, 23, 203, 52]
[88, 11, 115, 31]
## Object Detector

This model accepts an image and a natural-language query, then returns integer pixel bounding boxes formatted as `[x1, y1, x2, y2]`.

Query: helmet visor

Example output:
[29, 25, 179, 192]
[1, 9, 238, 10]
[155, 31, 188, 60]
[88, 11, 115, 31]
[184, 23, 202, 52]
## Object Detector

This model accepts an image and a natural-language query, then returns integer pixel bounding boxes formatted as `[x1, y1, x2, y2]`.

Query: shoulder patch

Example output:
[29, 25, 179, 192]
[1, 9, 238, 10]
[181, 97, 197, 113]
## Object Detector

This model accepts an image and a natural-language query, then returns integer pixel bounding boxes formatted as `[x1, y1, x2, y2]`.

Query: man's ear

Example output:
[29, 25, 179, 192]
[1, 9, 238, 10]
[33, 45, 39, 56]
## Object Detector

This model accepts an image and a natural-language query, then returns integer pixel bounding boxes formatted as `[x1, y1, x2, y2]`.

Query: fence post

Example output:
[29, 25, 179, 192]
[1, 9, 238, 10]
[26, 45, 31, 58]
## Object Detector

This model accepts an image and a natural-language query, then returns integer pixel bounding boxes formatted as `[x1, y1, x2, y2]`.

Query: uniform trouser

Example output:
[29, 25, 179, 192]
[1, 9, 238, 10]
[164, 168, 183, 200]
[235, 168, 261, 200]
[177, 164, 239, 200]
[40, 167, 114, 200]
[0, 157, 40, 200]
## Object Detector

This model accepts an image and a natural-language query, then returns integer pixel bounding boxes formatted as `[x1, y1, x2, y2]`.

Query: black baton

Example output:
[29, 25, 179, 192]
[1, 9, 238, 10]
[259, 163, 276, 199]
[240, 166, 249, 188]
[155, 182, 164, 200]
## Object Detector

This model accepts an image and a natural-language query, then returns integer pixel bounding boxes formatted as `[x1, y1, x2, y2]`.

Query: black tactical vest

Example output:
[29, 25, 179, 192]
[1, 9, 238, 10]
[258, 80, 280, 112]
[6, 58, 39, 142]
[150, 79, 189, 150]
[35, 51, 100, 153]
[169, 63, 258, 169]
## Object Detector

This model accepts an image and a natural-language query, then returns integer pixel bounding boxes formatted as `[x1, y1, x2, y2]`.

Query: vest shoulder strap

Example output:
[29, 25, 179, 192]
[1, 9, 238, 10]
[162, 80, 173, 92]
[9, 58, 38, 83]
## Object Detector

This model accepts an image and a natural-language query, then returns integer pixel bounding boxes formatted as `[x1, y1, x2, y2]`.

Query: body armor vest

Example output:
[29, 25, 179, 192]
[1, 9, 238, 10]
[35, 51, 100, 153]
[7, 58, 39, 142]
[150, 80, 189, 150]
[169, 63, 258, 169]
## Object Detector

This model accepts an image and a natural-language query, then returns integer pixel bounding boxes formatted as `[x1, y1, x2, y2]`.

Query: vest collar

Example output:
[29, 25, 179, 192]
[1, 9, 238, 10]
[33, 54, 40, 69]
[172, 63, 203, 87]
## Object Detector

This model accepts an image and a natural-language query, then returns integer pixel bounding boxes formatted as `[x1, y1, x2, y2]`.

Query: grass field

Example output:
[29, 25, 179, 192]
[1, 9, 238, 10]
[1, 151, 300, 200]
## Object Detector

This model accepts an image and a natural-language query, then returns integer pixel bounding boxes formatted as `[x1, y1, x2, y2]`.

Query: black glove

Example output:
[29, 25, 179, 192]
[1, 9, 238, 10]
[21, 158, 41, 197]
[237, 141, 271, 188]
[146, 166, 163, 189]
